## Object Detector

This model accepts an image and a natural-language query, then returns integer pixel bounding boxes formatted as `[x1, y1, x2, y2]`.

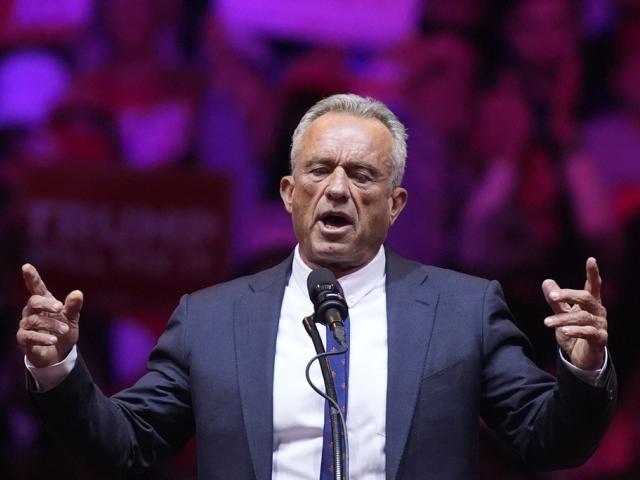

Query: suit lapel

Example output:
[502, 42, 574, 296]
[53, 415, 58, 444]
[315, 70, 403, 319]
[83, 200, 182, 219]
[385, 251, 439, 480]
[234, 257, 292, 480]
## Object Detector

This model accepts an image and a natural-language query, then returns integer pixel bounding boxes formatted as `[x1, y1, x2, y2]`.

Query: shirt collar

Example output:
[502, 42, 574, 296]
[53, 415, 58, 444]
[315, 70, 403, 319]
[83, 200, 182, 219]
[291, 245, 386, 308]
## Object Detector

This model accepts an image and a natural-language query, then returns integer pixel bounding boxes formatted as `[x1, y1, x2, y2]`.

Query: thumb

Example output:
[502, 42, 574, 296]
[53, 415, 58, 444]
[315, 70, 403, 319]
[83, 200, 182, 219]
[63, 290, 83, 324]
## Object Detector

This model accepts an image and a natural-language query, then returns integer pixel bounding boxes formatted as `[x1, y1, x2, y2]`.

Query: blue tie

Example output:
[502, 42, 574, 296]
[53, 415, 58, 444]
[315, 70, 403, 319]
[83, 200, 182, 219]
[319, 316, 349, 479]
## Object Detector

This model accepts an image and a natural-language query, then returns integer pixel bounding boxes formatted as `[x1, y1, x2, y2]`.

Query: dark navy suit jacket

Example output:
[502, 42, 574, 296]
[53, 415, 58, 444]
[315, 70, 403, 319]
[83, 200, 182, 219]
[31, 250, 616, 479]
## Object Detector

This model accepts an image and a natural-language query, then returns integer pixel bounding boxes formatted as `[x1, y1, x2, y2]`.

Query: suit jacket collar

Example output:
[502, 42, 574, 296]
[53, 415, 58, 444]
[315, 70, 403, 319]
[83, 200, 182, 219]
[234, 254, 293, 480]
[234, 248, 439, 480]
[384, 248, 439, 480]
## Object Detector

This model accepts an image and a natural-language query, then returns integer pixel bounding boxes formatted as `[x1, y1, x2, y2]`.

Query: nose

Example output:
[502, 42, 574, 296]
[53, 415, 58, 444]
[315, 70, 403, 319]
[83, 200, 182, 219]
[325, 167, 350, 201]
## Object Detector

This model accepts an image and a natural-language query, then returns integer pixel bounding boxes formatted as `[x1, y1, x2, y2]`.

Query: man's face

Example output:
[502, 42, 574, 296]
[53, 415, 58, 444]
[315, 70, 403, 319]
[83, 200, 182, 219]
[280, 112, 407, 276]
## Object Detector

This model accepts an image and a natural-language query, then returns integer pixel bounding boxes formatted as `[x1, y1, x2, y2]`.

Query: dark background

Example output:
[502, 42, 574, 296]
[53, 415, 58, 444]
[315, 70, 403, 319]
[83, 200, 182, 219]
[1, 0, 640, 478]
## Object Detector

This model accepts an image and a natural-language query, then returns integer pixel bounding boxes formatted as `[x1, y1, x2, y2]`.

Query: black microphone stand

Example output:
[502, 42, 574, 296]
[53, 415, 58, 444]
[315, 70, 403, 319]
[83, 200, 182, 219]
[302, 315, 347, 480]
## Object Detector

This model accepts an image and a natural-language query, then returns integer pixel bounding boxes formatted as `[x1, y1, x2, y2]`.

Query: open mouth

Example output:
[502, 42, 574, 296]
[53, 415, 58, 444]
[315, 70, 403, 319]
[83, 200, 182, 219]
[319, 212, 352, 229]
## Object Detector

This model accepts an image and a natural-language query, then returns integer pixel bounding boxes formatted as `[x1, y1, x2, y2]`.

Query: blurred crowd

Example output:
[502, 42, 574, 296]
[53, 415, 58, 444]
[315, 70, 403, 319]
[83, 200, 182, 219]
[1, 0, 640, 478]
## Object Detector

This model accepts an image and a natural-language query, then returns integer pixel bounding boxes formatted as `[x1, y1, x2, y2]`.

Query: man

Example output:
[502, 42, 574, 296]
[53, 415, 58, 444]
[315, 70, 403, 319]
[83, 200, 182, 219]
[17, 94, 615, 479]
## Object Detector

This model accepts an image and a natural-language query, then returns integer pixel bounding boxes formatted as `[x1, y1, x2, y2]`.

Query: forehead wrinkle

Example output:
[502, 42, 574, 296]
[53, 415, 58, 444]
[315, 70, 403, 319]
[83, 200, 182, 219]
[295, 112, 395, 177]
[305, 117, 384, 151]
[300, 143, 370, 166]
[311, 136, 369, 157]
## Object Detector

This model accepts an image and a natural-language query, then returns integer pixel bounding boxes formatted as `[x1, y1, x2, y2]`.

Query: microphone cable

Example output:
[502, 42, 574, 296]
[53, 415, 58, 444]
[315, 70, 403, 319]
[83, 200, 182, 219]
[305, 347, 350, 480]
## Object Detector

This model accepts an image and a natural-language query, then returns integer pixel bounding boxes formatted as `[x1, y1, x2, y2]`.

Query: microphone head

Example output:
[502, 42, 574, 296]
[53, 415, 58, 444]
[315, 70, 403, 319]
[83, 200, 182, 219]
[307, 268, 348, 321]
[307, 267, 339, 304]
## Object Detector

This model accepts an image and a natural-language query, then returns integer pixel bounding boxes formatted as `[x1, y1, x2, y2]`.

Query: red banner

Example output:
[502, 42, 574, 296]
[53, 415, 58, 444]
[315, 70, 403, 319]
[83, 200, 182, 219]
[17, 168, 231, 310]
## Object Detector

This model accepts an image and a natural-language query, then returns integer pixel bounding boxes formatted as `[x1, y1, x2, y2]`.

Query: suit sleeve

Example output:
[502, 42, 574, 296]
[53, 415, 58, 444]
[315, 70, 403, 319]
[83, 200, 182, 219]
[479, 280, 617, 470]
[29, 294, 195, 476]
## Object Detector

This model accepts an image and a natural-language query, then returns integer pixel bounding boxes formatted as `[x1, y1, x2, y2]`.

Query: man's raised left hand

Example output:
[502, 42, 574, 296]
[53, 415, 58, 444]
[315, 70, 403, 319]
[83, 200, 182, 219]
[542, 257, 608, 371]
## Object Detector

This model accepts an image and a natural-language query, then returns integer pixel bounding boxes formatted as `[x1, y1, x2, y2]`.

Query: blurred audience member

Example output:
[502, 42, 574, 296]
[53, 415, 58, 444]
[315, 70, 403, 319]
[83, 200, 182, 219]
[458, 74, 613, 277]
[199, 14, 284, 266]
[266, 47, 352, 197]
[581, 16, 640, 205]
[0, 49, 71, 131]
[200, 14, 275, 166]
[502, 0, 583, 151]
[0, 48, 72, 166]
[387, 33, 478, 265]
[421, 0, 486, 35]
[64, 0, 201, 170]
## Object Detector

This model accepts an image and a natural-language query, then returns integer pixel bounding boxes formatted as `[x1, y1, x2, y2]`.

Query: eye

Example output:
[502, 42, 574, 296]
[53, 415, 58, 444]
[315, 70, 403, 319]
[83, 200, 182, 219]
[351, 170, 373, 184]
[310, 167, 330, 177]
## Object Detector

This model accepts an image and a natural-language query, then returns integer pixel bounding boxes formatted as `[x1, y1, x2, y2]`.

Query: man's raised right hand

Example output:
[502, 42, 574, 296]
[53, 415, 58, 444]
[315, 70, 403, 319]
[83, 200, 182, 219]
[17, 264, 83, 368]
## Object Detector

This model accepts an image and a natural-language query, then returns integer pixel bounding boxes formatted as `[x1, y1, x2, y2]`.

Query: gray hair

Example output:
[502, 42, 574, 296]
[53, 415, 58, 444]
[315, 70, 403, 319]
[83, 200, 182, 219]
[290, 93, 407, 188]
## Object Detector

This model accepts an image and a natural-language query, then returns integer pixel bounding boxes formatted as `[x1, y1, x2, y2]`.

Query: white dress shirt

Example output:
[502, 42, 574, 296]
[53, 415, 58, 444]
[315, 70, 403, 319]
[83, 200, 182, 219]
[26, 245, 608, 479]
[272, 245, 388, 479]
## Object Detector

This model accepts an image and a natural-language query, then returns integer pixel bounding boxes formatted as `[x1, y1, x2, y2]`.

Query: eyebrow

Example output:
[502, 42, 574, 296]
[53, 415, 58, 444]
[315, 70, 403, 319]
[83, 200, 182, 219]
[303, 157, 382, 176]
[302, 157, 334, 169]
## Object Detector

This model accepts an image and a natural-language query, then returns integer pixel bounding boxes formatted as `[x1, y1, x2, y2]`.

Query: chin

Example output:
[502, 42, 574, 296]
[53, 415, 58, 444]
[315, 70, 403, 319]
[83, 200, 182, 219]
[306, 242, 354, 267]
[314, 246, 351, 263]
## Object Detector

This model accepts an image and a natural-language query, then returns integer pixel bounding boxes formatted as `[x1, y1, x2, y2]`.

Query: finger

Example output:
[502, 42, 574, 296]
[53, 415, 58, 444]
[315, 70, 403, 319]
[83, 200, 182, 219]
[541, 278, 571, 314]
[20, 314, 70, 335]
[584, 257, 602, 303]
[25, 295, 63, 314]
[557, 325, 608, 346]
[63, 290, 83, 323]
[22, 264, 50, 297]
[547, 288, 602, 314]
[16, 328, 58, 347]
[544, 311, 606, 329]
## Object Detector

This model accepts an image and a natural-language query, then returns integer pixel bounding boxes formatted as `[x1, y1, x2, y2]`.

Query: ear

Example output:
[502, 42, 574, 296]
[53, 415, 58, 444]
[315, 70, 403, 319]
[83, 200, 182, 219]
[389, 187, 407, 225]
[280, 175, 295, 214]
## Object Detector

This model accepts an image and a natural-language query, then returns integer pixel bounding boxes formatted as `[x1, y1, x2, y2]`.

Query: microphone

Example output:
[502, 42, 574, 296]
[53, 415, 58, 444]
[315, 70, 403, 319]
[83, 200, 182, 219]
[307, 268, 348, 347]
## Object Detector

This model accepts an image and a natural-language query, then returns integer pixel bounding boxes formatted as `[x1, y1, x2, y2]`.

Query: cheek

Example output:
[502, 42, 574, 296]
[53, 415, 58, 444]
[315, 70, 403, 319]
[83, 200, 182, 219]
[292, 185, 318, 221]
[291, 199, 310, 225]
[359, 195, 393, 229]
